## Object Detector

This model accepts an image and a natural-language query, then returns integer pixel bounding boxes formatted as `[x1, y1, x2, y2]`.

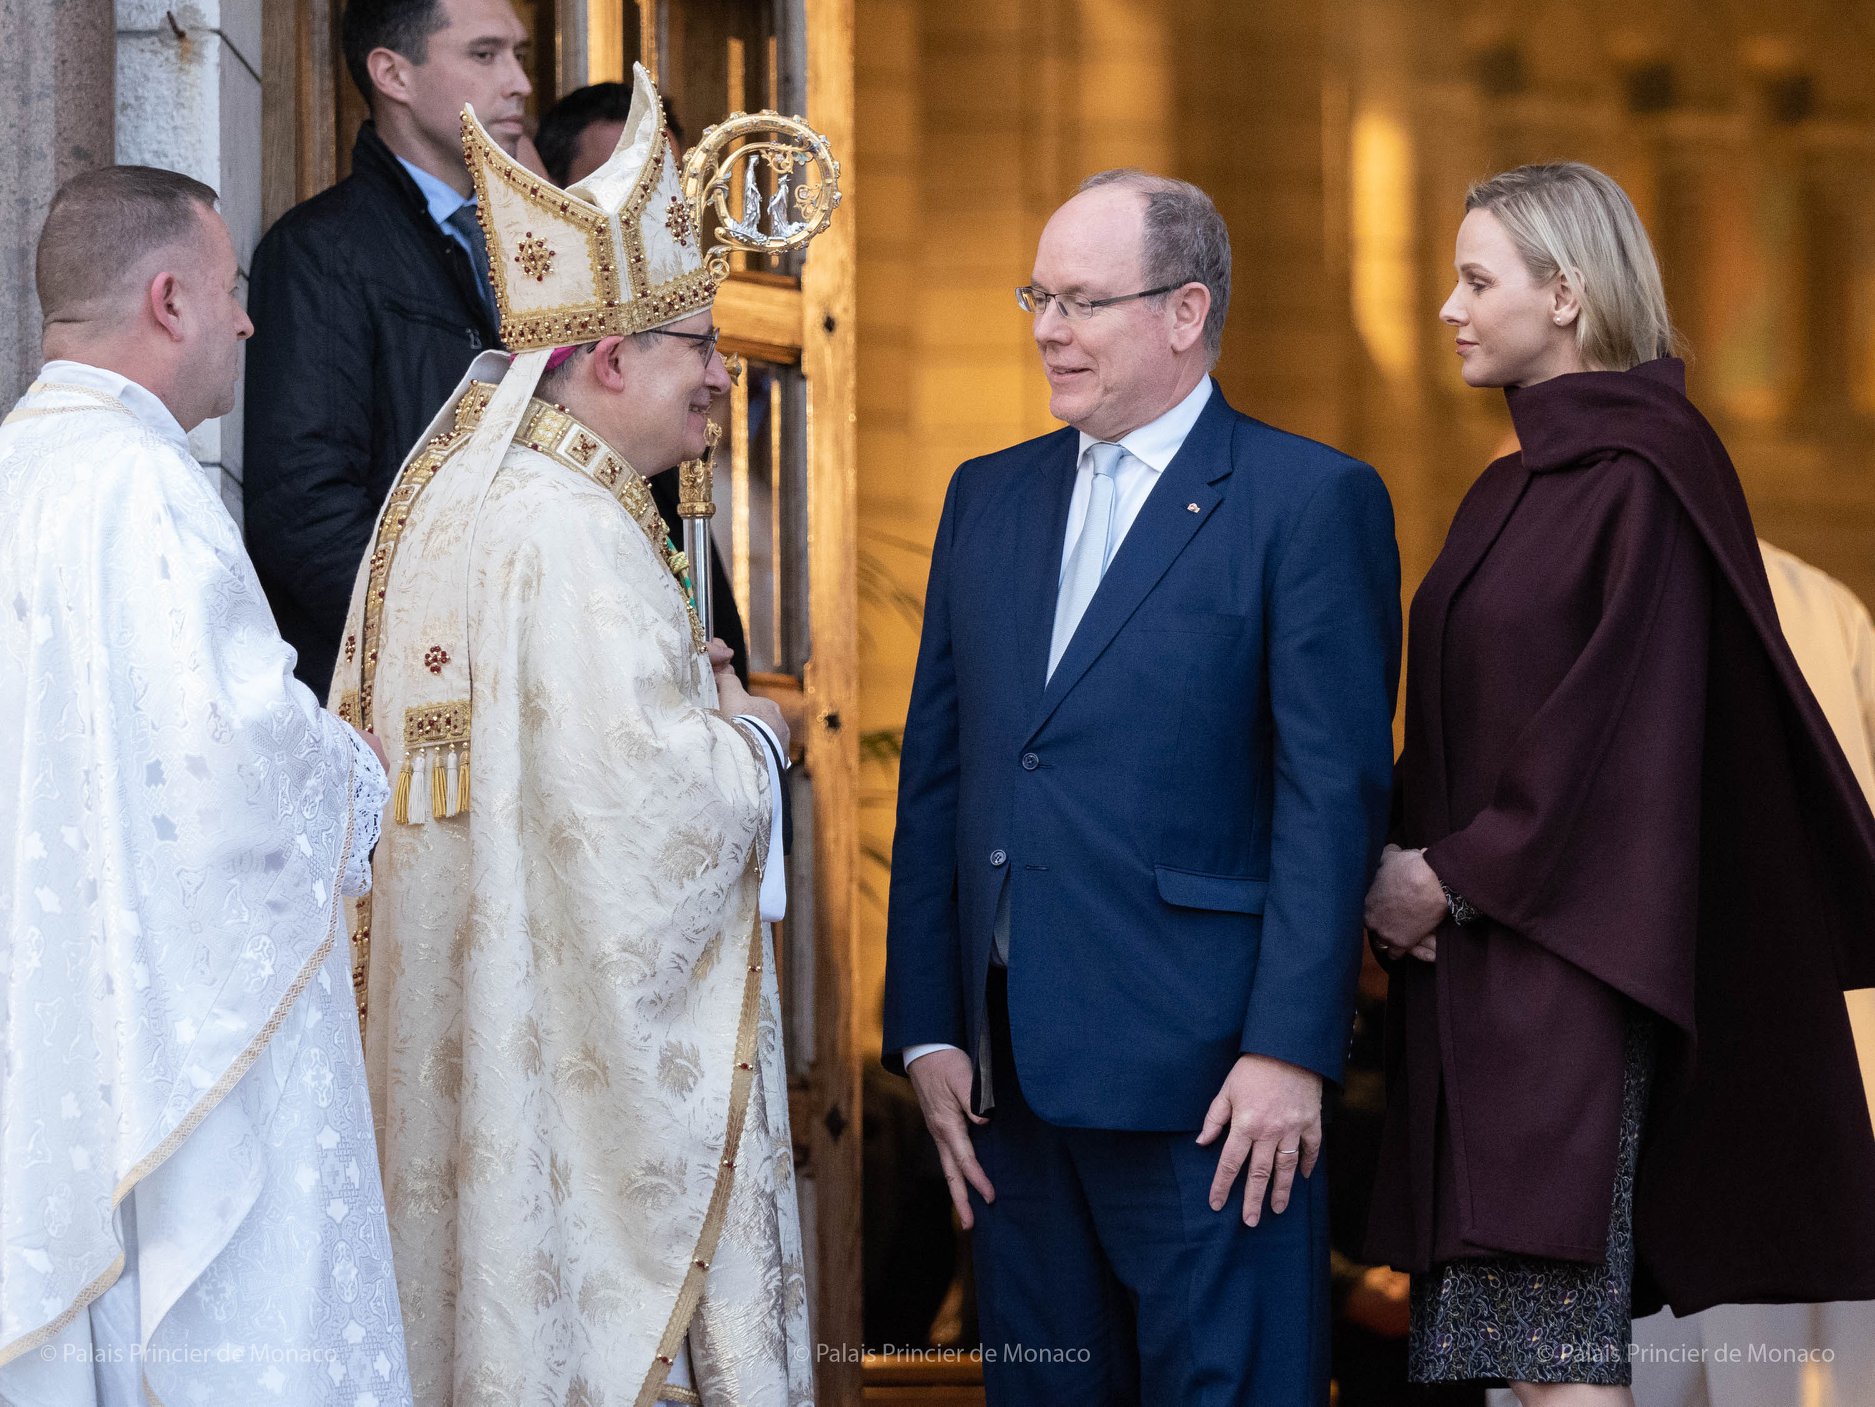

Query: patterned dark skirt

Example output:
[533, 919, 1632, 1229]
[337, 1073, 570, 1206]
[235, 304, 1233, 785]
[1407, 1014, 1656, 1387]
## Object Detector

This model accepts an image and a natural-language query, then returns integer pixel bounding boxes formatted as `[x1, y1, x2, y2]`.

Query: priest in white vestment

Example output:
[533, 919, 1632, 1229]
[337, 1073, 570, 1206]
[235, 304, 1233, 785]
[0, 167, 411, 1406]
[330, 67, 835, 1406]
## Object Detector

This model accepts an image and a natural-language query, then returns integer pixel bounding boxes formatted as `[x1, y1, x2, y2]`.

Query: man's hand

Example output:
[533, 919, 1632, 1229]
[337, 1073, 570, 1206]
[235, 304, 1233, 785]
[1363, 843, 1444, 962]
[1196, 1053, 1322, 1225]
[715, 658, 791, 757]
[906, 1048, 994, 1229]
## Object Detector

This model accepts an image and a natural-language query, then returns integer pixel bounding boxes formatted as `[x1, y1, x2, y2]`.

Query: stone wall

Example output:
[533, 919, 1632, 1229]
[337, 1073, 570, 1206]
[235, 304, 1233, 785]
[116, 0, 264, 515]
[0, 0, 115, 404]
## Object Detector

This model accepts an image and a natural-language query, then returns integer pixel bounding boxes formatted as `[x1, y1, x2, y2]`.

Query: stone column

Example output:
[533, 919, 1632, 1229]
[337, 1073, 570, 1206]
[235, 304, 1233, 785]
[0, 0, 115, 403]
[117, 0, 263, 515]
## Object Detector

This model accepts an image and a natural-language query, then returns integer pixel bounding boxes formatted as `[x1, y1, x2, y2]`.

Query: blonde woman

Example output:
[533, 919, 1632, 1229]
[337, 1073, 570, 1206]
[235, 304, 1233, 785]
[1361, 162, 1875, 1404]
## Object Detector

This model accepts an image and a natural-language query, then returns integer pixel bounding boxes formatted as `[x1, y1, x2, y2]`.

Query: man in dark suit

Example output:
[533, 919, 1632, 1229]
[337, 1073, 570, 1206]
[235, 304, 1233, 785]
[243, 0, 528, 695]
[882, 169, 1401, 1404]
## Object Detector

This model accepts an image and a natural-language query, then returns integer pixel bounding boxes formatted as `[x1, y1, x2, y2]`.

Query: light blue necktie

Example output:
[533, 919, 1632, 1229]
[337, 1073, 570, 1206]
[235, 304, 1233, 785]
[1047, 441, 1125, 680]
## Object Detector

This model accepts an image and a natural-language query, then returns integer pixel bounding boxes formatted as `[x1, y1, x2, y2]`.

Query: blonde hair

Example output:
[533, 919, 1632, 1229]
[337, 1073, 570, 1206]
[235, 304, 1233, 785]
[1465, 162, 1677, 371]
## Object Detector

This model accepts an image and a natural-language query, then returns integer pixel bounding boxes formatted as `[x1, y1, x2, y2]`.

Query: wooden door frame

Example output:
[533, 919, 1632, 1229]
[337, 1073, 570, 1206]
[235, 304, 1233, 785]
[799, 0, 862, 1397]
[261, 0, 341, 227]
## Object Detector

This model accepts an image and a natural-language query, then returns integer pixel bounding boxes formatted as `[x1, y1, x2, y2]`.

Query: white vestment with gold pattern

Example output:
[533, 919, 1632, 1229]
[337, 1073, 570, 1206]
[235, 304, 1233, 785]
[331, 384, 811, 1406]
[0, 365, 411, 1406]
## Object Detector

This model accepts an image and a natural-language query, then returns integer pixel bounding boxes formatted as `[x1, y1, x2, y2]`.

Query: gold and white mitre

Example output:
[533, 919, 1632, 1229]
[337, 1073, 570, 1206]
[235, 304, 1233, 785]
[467, 61, 717, 349]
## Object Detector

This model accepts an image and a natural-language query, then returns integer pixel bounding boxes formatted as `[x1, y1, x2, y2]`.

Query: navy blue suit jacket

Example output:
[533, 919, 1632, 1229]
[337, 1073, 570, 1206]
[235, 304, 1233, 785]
[882, 383, 1401, 1131]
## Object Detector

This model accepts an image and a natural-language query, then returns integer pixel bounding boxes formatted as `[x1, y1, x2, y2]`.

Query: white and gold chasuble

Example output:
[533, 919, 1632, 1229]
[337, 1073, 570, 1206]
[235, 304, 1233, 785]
[0, 366, 412, 1405]
[332, 382, 811, 1407]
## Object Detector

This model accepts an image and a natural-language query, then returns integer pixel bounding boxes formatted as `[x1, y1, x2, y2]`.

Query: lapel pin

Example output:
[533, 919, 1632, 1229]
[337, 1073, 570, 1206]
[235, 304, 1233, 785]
[1186, 502, 1200, 513]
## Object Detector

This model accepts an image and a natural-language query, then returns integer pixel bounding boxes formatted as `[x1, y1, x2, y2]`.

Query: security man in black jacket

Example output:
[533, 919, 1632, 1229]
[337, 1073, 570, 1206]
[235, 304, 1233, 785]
[244, 0, 530, 695]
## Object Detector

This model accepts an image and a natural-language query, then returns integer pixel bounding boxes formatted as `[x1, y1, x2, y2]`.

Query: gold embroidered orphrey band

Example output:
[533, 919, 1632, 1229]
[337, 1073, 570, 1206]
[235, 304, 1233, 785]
[637, 902, 768, 1407]
[337, 379, 495, 1027]
[512, 396, 709, 654]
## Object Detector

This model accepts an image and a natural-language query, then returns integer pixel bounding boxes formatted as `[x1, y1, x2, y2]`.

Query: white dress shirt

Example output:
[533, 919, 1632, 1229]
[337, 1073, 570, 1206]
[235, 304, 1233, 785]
[1057, 376, 1213, 577]
[902, 376, 1214, 1072]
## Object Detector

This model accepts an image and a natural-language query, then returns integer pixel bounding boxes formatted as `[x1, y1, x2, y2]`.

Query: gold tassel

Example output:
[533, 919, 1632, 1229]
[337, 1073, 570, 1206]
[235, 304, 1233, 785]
[457, 746, 471, 815]
[392, 754, 412, 825]
[431, 746, 448, 820]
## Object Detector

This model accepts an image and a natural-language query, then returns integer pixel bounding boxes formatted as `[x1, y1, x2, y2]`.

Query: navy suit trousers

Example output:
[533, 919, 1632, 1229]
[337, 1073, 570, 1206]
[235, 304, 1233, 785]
[969, 970, 1333, 1406]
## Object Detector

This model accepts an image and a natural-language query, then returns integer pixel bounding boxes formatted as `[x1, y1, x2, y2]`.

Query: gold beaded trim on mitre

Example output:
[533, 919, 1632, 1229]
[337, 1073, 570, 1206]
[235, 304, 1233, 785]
[513, 398, 708, 654]
[461, 105, 720, 353]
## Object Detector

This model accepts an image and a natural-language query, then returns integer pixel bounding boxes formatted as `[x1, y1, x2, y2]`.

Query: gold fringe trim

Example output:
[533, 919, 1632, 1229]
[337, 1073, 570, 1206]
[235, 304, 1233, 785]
[391, 754, 412, 826]
[0, 756, 360, 1369]
[396, 701, 475, 826]
[633, 895, 769, 1407]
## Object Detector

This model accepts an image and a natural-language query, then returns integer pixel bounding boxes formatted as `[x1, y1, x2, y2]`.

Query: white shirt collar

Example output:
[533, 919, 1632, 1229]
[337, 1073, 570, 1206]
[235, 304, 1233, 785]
[396, 155, 477, 231]
[1076, 376, 1214, 474]
[37, 359, 191, 454]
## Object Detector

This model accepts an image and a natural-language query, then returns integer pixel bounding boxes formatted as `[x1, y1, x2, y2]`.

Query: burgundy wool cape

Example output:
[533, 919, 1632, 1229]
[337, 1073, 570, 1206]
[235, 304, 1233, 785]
[1365, 358, 1875, 1316]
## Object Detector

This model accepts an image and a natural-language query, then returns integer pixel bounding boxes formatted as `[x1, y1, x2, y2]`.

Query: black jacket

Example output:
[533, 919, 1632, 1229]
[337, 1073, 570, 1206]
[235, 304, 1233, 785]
[244, 122, 501, 697]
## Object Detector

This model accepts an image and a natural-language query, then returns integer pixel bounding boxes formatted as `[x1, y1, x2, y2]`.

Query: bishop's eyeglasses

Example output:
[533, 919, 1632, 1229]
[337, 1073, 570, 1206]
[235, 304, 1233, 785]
[1015, 283, 1185, 320]
[651, 325, 722, 364]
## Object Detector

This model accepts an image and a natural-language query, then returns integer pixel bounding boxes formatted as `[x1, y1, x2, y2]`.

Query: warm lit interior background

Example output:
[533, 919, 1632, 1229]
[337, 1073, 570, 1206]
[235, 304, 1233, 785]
[852, 0, 1875, 1054]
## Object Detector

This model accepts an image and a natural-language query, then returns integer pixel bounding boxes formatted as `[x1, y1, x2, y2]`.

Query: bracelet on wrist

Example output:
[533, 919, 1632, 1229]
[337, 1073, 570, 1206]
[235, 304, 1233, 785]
[1441, 883, 1480, 927]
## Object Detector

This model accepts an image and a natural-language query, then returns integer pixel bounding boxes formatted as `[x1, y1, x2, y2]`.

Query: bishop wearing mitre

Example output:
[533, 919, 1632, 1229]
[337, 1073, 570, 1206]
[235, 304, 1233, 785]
[1, 167, 411, 1405]
[331, 66, 820, 1406]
